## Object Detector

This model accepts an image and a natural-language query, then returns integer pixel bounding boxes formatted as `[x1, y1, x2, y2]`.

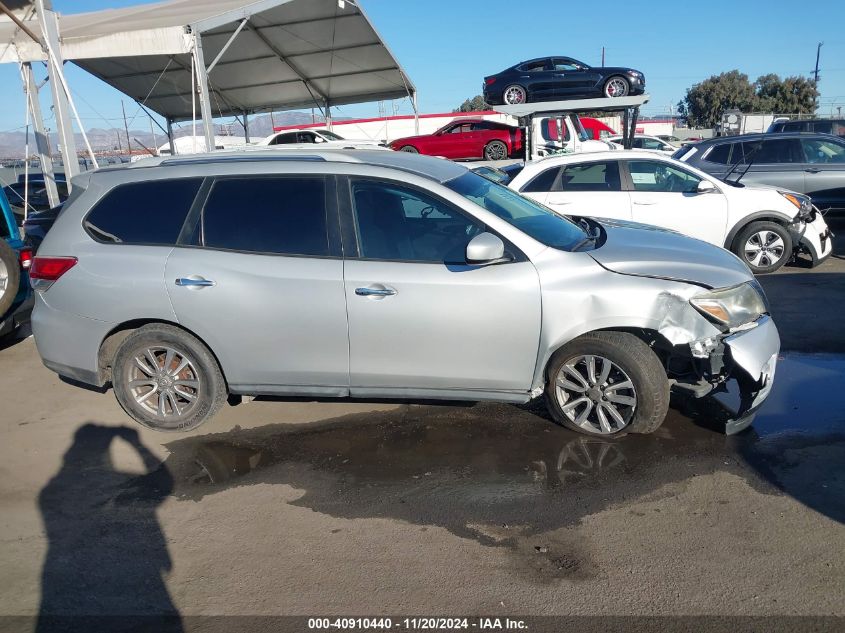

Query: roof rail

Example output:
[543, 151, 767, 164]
[159, 155, 327, 167]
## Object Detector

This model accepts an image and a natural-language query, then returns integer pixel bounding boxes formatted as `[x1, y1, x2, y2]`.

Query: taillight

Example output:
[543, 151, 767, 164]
[485, 77, 496, 85]
[30, 256, 77, 281]
[19, 247, 33, 270]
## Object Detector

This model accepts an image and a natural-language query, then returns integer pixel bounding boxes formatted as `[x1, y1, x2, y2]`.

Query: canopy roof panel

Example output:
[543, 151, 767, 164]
[0, 0, 415, 121]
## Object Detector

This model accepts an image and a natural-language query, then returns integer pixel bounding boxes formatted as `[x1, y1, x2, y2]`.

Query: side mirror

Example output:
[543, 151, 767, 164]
[696, 180, 717, 193]
[466, 232, 508, 265]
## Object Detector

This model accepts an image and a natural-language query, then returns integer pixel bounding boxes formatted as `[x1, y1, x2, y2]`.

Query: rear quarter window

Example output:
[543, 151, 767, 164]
[84, 178, 203, 245]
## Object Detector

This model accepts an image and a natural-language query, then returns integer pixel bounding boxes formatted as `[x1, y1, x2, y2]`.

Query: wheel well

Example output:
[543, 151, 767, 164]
[544, 327, 674, 381]
[724, 214, 791, 250]
[97, 319, 228, 388]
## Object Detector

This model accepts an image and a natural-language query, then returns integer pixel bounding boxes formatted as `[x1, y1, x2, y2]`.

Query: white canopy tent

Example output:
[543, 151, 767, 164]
[0, 0, 417, 185]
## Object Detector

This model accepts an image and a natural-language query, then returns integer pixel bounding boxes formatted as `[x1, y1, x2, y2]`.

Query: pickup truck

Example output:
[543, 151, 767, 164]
[0, 186, 33, 338]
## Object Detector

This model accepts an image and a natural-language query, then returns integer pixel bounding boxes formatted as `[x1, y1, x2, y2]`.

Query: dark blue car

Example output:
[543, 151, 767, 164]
[0, 186, 33, 338]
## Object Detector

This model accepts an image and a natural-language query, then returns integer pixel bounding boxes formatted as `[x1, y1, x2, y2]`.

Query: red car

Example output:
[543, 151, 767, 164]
[389, 119, 524, 161]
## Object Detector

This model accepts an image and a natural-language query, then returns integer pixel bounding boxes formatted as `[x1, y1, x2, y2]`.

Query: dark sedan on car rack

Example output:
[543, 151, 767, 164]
[483, 56, 645, 105]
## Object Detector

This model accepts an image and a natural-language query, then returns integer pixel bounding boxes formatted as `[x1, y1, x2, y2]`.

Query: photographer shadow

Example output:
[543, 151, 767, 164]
[37, 423, 182, 633]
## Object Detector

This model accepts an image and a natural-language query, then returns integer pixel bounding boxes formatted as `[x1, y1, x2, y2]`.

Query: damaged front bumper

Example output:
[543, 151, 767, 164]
[791, 212, 834, 267]
[671, 315, 780, 434]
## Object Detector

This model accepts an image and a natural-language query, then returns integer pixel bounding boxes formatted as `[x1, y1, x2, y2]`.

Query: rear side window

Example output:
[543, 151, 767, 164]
[704, 143, 731, 164]
[84, 178, 202, 244]
[201, 177, 329, 256]
[561, 162, 621, 192]
[756, 138, 803, 163]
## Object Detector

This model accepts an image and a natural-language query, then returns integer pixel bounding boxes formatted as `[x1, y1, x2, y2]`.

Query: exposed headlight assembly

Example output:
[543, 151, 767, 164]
[690, 282, 768, 330]
[779, 191, 813, 219]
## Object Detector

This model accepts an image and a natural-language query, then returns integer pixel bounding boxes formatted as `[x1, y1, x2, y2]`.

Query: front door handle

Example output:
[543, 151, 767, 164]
[355, 286, 397, 297]
[633, 200, 657, 205]
[175, 276, 216, 288]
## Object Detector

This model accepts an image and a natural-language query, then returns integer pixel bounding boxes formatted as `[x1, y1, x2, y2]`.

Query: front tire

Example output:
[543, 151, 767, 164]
[545, 332, 669, 436]
[111, 324, 226, 432]
[484, 140, 508, 161]
[399, 145, 418, 153]
[734, 221, 792, 274]
[603, 76, 630, 98]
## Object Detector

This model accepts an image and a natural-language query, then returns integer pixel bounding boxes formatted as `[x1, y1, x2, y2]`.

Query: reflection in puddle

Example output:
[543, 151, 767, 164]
[165, 353, 845, 543]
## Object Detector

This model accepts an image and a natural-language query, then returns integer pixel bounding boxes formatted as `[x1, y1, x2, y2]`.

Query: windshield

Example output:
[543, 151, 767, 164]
[318, 130, 345, 141]
[445, 172, 588, 251]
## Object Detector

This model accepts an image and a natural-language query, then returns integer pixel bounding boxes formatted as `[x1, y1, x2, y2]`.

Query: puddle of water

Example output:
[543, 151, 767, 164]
[149, 354, 845, 539]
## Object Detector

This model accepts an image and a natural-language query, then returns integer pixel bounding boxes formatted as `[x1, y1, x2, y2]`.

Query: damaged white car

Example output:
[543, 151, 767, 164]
[32, 151, 778, 436]
[509, 150, 833, 274]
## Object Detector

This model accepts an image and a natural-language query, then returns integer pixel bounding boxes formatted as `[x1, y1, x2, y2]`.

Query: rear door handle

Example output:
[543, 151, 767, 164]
[355, 286, 397, 297]
[805, 168, 821, 174]
[175, 276, 216, 288]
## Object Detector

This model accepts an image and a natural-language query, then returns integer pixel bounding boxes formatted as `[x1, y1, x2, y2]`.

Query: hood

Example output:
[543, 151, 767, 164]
[587, 218, 753, 289]
[599, 66, 640, 74]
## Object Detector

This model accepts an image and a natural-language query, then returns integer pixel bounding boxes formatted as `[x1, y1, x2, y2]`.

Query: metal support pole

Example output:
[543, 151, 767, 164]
[242, 111, 250, 143]
[622, 108, 631, 150]
[325, 101, 332, 130]
[38, 1, 80, 180]
[20, 62, 59, 207]
[629, 107, 640, 149]
[412, 92, 419, 135]
[166, 118, 175, 156]
[192, 33, 216, 153]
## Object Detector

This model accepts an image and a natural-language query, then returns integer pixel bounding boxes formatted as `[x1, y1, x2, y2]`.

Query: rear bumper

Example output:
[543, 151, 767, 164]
[31, 293, 111, 386]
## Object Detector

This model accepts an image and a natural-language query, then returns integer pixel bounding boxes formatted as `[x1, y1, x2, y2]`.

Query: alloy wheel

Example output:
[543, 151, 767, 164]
[744, 230, 786, 268]
[604, 78, 629, 97]
[554, 355, 637, 435]
[503, 86, 526, 105]
[126, 346, 201, 420]
[485, 142, 507, 161]
[0, 259, 7, 295]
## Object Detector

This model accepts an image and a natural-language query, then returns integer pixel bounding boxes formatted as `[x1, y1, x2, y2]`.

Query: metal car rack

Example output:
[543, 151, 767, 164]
[492, 94, 651, 158]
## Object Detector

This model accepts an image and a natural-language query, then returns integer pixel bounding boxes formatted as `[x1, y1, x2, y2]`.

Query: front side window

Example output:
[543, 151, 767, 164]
[801, 138, 845, 164]
[445, 171, 587, 252]
[351, 181, 482, 263]
[448, 124, 472, 135]
[561, 162, 621, 192]
[627, 161, 700, 193]
[201, 177, 329, 256]
[756, 139, 803, 163]
[640, 137, 667, 151]
[84, 178, 202, 244]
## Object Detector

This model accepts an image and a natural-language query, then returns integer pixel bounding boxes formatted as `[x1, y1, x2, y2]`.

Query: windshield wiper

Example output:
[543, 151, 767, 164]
[572, 235, 598, 251]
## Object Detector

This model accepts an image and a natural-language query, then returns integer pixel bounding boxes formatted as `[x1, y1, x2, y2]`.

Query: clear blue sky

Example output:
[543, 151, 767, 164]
[2, 0, 844, 134]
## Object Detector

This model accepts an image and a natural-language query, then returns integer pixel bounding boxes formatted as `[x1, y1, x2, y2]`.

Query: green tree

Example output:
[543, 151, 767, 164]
[680, 70, 757, 127]
[454, 95, 490, 112]
[754, 74, 817, 114]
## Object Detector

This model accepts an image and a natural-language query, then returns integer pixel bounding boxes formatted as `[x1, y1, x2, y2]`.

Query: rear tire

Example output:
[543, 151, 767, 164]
[111, 324, 226, 432]
[484, 140, 508, 161]
[0, 240, 21, 316]
[545, 331, 669, 436]
[503, 85, 527, 105]
[733, 221, 792, 274]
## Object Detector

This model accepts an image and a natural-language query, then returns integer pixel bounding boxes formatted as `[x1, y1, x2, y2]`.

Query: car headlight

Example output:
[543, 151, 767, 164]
[779, 191, 813, 218]
[690, 282, 768, 329]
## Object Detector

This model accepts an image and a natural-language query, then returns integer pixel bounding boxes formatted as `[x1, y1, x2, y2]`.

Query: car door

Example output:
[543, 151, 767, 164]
[519, 58, 557, 101]
[522, 160, 631, 220]
[165, 175, 350, 394]
[551, 58, 599, 97]
[624, 159, 728, 245]
[740, 138, 806, 193]
[798, 137, 845, 211]
[342, 177, 541, 394]
[433, 123, 475, 159]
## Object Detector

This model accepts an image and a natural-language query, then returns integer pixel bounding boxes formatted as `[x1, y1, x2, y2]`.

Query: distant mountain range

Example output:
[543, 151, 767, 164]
[0, 111, 329, 158]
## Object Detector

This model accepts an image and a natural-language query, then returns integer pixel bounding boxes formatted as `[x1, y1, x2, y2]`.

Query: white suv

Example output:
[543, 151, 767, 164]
[508, 151, 832, 274]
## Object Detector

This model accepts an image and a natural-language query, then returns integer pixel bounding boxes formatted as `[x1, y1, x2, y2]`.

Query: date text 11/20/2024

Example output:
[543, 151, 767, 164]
[307, 618, 528, 630]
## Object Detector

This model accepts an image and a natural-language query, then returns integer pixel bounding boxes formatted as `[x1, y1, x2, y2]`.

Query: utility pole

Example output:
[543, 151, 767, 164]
[121, 100, 131, 155]
[601, 46, 605, 66]
[812, 42, 823, 111]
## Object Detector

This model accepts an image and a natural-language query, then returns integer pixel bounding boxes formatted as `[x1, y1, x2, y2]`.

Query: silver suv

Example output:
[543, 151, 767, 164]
[30, 150, 779, 436]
